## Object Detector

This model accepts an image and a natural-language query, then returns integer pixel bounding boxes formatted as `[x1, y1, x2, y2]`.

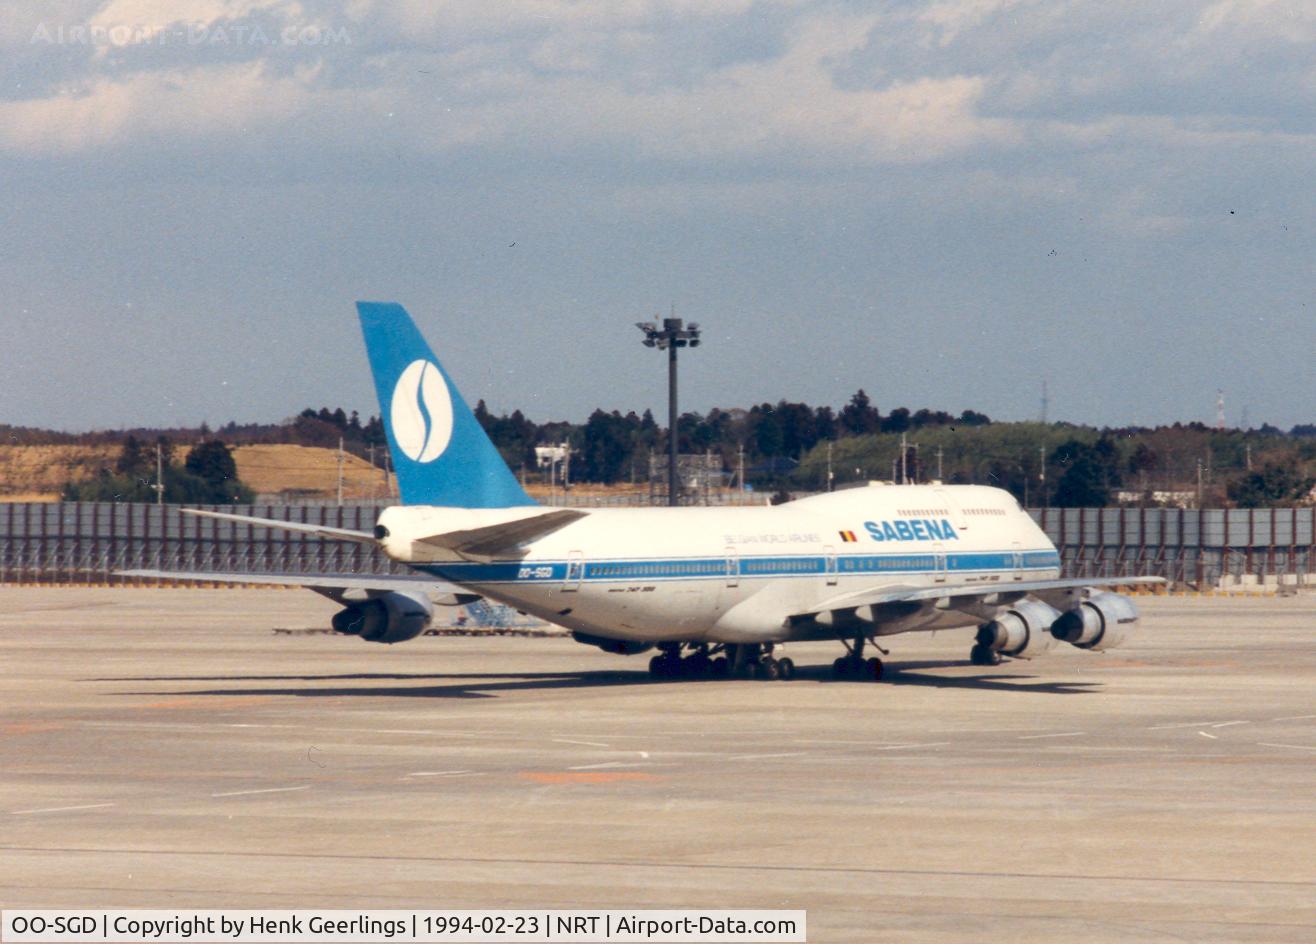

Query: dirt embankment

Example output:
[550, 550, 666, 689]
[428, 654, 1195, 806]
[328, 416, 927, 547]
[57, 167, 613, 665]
[230, 444, 391, 500]
[0, 442, 655, 503]
[0, 445, 118, 500]
[0, 443, 391, 501]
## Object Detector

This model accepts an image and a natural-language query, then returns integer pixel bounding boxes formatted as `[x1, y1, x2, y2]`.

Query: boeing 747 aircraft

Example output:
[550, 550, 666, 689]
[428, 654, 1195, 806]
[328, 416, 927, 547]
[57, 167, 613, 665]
[125, 302, 1160, 681]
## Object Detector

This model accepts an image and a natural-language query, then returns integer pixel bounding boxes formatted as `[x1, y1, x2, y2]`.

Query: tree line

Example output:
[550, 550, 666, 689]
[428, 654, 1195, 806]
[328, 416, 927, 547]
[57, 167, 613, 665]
[12, 390, 1316, 507]
[62, 436, 254, 504]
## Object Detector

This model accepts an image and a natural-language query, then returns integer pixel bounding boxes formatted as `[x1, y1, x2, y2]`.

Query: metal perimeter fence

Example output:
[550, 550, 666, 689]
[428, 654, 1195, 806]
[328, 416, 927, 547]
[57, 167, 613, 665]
[0, 502, 1312, 592]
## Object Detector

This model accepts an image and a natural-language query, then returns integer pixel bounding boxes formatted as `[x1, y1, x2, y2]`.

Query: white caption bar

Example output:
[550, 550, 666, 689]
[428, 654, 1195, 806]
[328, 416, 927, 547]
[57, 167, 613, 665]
[2, 910, 806, 943]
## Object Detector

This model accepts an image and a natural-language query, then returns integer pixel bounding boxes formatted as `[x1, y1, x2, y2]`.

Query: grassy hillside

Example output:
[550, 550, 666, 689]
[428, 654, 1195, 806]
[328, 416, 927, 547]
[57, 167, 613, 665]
[0, 445, 118, 500]
[0, 444, 392, 502]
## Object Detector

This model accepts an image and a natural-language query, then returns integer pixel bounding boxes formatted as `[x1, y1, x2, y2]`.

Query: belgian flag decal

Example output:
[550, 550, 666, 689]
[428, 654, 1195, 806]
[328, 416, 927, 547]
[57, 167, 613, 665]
[838, 530, 858, 543]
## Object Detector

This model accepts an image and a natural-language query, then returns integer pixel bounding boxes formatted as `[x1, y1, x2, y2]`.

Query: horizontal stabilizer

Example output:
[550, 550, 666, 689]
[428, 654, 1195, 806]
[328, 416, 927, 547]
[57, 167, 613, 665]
[415, 509, 588, 561]
[180, 508, 376, 544]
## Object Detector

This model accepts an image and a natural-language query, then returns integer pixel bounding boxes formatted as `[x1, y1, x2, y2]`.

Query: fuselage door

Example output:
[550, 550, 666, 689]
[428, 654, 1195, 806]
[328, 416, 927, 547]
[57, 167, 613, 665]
[563, 550, 584, 592]
[1011, 541, 1024, 581]
[724, 546, 739, 588]
[932, 542, 947, 583]
[934, 487, 968, 533]
[824, 545, 838, 586]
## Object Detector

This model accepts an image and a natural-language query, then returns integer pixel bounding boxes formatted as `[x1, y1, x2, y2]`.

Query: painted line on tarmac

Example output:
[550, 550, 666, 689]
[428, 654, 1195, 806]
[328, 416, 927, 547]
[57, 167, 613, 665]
[568, 762, 654, 771]
[1257, 742, 1316, 752]
[211, 785, 313, 798]
[1210, 720, 1250, 728]
[1198, 731, 1218, 739]
[1018, 731, 1085, 740]
[552, 738, 611, 748]
[871, 742, 951, 751]
[1271, 714, 1316, 722]
[408, 770, 474, 777]
[1148, 721, 1220, 730]
[10, 803, 115, 815]
[726, 752, 808, 760]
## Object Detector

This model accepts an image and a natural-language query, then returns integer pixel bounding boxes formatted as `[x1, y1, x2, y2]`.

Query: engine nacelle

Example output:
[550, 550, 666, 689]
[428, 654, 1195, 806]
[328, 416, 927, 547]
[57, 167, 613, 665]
[1049, 590, 1139, 652]
[571, 631, 654, 656]
[977, 599, 1061, 659]
[331, 591, 433, 644]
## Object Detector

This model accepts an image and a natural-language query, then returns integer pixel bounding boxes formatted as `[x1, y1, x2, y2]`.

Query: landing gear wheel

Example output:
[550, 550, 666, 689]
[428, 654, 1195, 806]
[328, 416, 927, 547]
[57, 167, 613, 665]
[832, 656, 849, 678]
[866, 656, 884, 681]
[710, 656, 729, 677]
[649, 653, 683, 678]
[776, 657, 795, 680]
[970, 643, 1001, 666]
[684, 653, 711, 678]
[757, 659, 781, 681]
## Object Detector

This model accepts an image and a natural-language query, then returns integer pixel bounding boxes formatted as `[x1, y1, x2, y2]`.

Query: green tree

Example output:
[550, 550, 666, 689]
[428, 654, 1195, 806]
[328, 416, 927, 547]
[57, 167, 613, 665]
[1227, 463, 1315, 507]
[183, 440, 253, 504]
[748, 404, 784, 457]
[580, 409, 633, 483]
[776, 401, 818, 458]
[1050, 439, 1122, 507]
[63, 469, 153, 502]
[115, 435, 148, 476]
[839, 389, 880, 436]
[881, 407, 911, 434]
[813, 405, 838, 442]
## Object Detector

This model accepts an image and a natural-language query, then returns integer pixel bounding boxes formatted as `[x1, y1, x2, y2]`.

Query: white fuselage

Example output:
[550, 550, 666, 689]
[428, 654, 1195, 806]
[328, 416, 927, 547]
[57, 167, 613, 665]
[376, 484, 1060, 644]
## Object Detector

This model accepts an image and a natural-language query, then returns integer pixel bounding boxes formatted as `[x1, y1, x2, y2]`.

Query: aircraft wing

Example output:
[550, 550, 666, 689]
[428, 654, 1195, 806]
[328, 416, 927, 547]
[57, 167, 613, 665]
[115, 569, 478, 606]
[799, 575, 1166, 617]
[413, 509, 588, 561]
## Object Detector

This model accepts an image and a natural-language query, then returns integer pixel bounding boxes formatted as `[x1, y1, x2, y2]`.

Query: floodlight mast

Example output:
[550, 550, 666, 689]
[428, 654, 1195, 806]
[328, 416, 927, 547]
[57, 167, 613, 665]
[635, 316, 701, 506]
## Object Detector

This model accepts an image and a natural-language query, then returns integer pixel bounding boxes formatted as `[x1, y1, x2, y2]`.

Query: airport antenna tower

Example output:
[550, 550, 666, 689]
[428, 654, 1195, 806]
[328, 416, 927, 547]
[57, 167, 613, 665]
[1216, 389, 1226, 431]
[1040, 379, 1049, 424]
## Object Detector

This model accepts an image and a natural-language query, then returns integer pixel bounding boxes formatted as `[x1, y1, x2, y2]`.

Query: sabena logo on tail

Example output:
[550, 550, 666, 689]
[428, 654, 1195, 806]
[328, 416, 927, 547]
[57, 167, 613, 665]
[390, 359, 453, 463]
[356, 301, 536, 509]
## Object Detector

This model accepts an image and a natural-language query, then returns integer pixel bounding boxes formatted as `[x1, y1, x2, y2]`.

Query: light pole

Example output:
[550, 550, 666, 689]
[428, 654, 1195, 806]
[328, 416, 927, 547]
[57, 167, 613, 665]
[636, 316, 701, 506]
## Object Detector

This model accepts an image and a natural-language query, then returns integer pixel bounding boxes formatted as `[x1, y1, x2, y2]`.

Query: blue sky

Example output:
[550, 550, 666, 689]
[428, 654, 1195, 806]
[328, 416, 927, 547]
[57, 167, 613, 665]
[2, 1, 1312, 431]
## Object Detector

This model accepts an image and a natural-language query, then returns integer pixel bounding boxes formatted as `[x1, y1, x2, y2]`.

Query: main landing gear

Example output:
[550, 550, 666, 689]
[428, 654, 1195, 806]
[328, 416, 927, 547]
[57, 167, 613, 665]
[649, 643, 726, 680]
[647, 642, 794, 681]
[832, 633, 886, 681]
[969, 643, 1002, 666]
[736, 642, 795, 681]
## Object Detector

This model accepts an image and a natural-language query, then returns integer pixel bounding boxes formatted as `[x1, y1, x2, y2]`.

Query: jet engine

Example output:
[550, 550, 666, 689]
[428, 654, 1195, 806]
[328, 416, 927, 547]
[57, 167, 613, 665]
[331, 590, 433, 644]
[976, 599, 1061, 659]
[1049, 590, 1139, 651]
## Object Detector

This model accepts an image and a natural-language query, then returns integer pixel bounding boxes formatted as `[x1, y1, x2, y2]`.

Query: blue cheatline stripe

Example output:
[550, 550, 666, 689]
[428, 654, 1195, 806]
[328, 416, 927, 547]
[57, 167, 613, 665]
[419, 549, 1062, 585]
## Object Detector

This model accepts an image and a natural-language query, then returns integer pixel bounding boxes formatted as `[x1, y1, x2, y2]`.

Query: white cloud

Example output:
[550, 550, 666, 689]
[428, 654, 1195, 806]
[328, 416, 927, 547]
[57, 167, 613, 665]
[3, 4, 1016, 165]
[456, 13, 1014, 165]
[88, 0, 302, 33]
[1197, 0, 1316, 42]
[0, 60, 314, 154]
[1, 0, 1311, 244]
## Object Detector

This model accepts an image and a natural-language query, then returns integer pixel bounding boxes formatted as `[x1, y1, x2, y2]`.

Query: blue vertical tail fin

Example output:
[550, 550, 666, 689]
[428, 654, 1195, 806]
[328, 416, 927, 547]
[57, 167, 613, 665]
[356, 301, 536, 508]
